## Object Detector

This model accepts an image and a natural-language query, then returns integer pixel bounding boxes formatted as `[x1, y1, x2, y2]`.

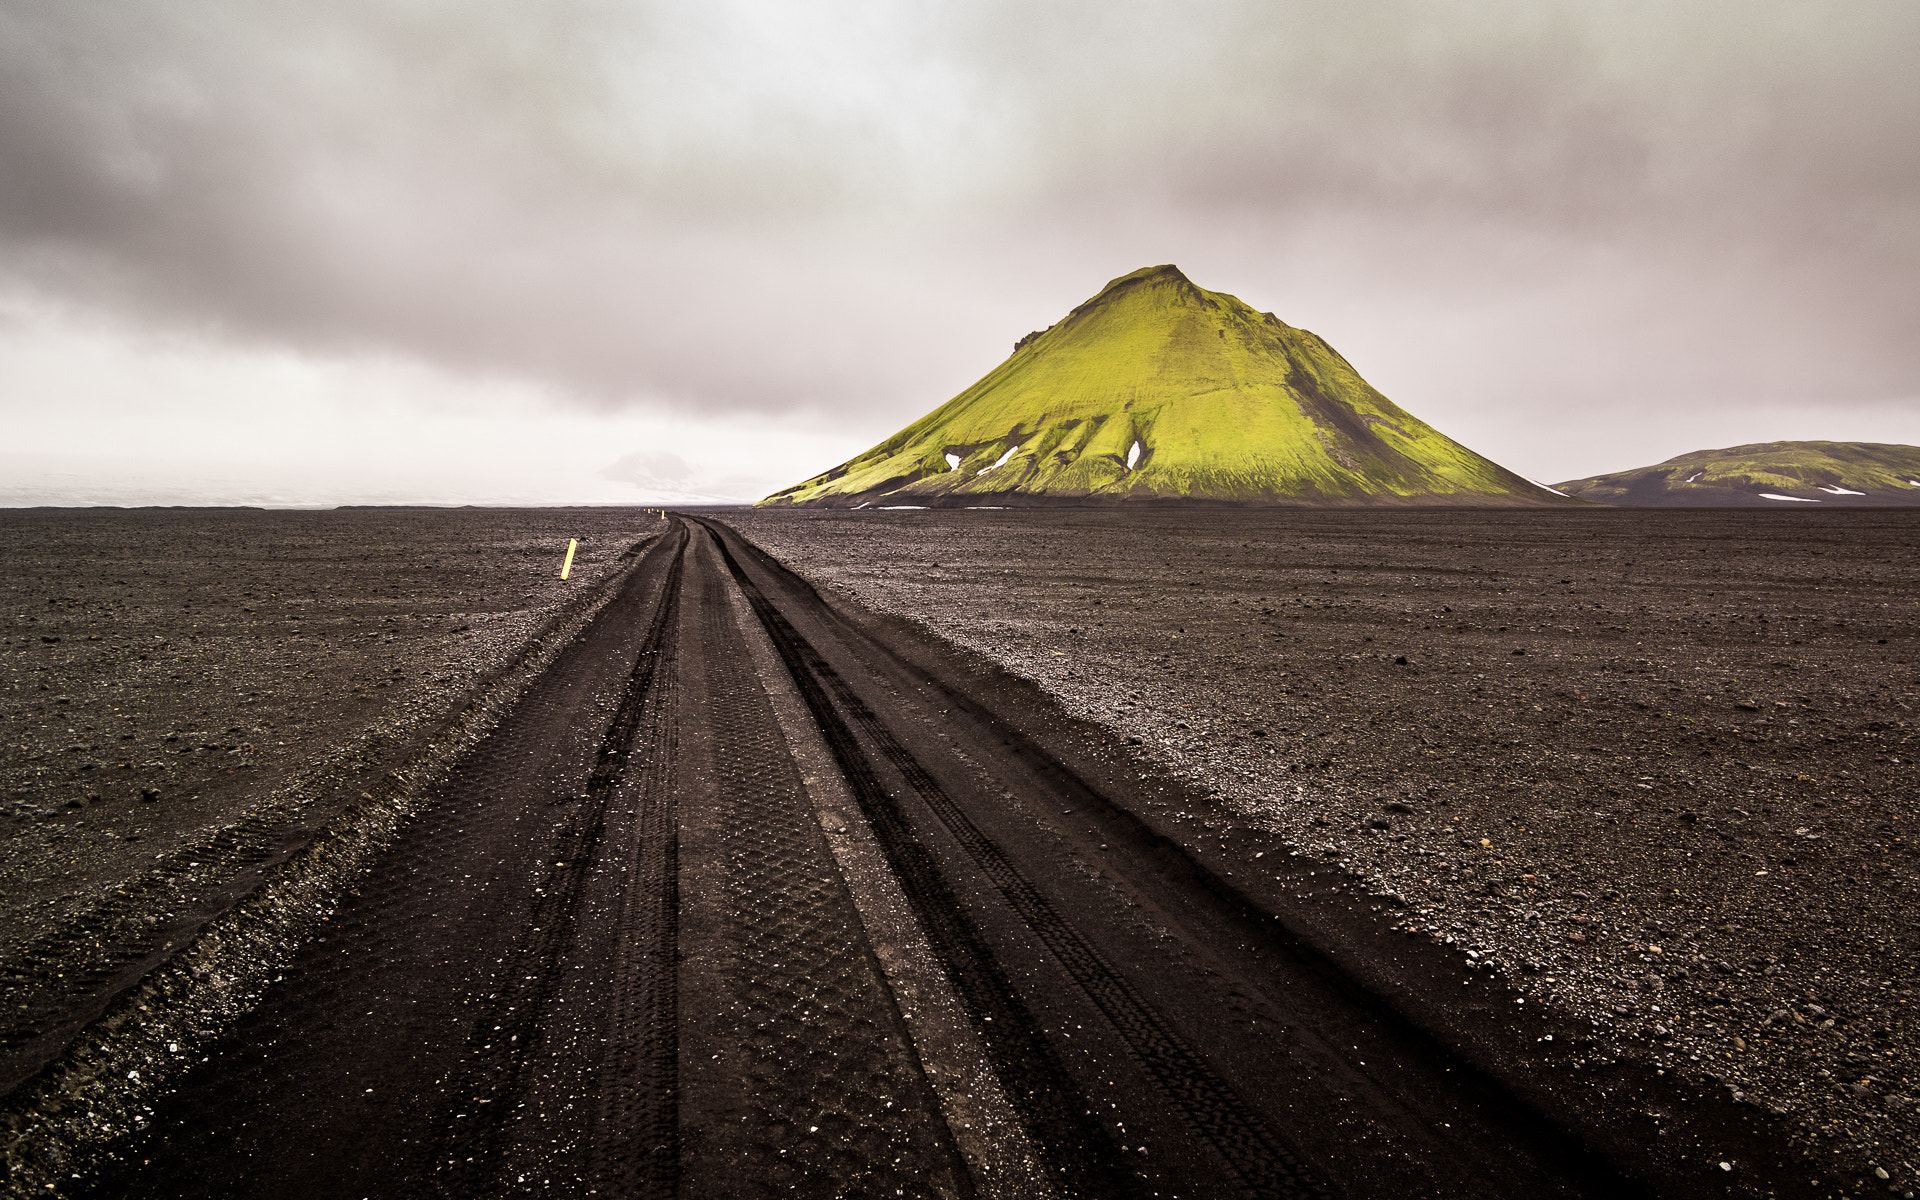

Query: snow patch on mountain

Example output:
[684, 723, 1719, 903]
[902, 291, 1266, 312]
[979, 444, 1021, 475]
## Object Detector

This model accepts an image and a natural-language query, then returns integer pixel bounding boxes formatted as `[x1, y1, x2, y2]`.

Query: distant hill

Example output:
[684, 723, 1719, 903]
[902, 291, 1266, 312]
[760, 265, 1570, 508]
[1555, 441, 1920, 507]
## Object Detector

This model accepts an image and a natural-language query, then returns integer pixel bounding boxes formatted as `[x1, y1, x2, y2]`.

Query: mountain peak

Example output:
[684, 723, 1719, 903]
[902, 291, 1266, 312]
[762, 268, 1563, 508]
[1080, 263, 1197, 307]
[1109, 263, 1192, 287]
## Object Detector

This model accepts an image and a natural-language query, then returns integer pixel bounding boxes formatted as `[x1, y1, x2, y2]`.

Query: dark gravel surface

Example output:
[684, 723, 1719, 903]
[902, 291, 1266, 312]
[727, 505, 1920, 1195]
[0, 507, 663, 1087]
[5, 503, 1915, 1198]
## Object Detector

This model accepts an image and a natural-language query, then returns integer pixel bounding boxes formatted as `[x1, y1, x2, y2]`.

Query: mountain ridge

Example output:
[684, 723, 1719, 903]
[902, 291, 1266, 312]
[1555, 441, 1920, 507]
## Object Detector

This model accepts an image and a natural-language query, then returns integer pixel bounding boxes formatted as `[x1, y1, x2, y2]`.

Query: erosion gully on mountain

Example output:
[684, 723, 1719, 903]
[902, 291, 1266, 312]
[12, 516, 1823, 1198]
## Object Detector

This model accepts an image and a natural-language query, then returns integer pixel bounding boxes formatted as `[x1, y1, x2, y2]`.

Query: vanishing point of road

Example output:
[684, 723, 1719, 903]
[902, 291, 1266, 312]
[82, 517, 1661, 1199]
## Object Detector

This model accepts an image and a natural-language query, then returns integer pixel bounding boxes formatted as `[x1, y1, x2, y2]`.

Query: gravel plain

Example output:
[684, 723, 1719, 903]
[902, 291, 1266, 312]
[726, 505, 1920, 1197]
[0, 507, 663, 1092]
[3, 503, 1915, 1197]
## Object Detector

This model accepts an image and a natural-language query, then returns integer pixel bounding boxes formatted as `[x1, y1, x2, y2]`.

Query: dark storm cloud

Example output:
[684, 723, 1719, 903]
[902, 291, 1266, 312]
[1, 0, 1916, 433]
[0, 0, 983, 414]
[942, 1, 1920, 479]
[1008, 1, 1920, 233]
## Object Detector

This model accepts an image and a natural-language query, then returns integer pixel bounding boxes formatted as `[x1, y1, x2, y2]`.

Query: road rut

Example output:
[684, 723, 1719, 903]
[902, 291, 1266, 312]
[59, 516, 1722, 1198]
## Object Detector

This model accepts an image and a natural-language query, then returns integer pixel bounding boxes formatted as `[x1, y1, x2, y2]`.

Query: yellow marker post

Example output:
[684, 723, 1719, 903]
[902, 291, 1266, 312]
[560, 538, 578, 580]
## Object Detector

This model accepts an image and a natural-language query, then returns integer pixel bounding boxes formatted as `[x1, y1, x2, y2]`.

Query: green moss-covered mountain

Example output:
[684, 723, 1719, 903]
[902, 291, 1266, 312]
[1556, 442, 1920, 507]
[761, 265, 1567, 508]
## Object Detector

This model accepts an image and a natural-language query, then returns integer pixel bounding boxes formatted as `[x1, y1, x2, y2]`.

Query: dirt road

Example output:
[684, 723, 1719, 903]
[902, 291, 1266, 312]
[54, 517, 1804, 1198]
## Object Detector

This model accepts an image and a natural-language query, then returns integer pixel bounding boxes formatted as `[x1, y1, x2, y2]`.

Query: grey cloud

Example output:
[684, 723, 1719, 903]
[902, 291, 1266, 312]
[981, 0, 1920, 422]
[1005, 2, 1920, 228]
[0, 0, 1005, 416]
[0, 0, 1915, 441]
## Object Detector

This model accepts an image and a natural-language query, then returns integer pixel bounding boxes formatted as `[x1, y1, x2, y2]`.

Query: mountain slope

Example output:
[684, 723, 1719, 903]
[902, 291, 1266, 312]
[1555, 442, 1920, 507]
[761, 265, 1567, 508]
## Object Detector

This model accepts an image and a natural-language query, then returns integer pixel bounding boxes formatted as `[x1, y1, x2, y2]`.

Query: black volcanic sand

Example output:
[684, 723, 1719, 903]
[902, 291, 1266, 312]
[727, 506, 1920, 1188]
[0, 507, 662, 1083]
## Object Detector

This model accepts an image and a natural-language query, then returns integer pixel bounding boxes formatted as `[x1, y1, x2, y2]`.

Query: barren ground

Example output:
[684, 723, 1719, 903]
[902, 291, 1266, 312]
[728, 505, 1920, 1192]
[0, 504, 1914, 1199]
[0, 507, 662, 1088]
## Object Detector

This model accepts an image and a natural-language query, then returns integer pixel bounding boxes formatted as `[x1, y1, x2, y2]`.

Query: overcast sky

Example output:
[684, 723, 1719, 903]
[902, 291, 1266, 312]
[3, 0, 1916, 505]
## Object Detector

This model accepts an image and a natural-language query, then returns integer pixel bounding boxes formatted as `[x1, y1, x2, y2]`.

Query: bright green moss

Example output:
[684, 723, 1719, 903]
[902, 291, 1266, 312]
[761, 265, 1564, 507]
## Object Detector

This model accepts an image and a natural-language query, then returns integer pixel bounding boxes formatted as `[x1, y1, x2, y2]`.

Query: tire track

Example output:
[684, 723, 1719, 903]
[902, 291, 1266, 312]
[580, 612, 682, 1196]
[431, 523, 687, 1196]
[705, 524, 1317, 1198]
[673, 524, 975, 1200]
[69, 524, 691, 1200]
[702, 516, 1675, 1200]
[0, 533, 661, 1103]
[801, 652, 1325, 1199]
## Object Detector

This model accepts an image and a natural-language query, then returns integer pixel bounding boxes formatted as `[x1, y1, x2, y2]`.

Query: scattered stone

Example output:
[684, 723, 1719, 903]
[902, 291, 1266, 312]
[727, 506, 1920, 1179]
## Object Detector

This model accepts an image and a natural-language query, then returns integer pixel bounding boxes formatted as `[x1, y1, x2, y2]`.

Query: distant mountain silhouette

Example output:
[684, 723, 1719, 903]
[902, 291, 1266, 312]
[1557, 441, 1920, 506]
